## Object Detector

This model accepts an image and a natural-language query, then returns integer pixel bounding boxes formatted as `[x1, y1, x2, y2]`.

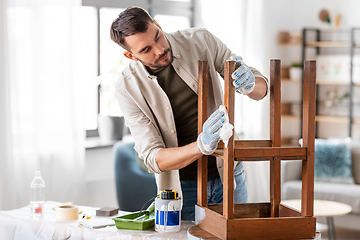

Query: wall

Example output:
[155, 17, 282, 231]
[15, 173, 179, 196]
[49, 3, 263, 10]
[85, 146, 118, 208]
[264, 0, 360, 139]
[253, 0, 359, 68]
[84, 134, 134, 208]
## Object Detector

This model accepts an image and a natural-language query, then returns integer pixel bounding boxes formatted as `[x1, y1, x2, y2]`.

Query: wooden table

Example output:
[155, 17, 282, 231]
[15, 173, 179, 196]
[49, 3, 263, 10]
[282, 199, 352, 240]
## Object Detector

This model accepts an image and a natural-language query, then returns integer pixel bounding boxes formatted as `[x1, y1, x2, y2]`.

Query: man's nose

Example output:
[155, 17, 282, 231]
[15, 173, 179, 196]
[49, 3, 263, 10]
[153, 44, 164, 55]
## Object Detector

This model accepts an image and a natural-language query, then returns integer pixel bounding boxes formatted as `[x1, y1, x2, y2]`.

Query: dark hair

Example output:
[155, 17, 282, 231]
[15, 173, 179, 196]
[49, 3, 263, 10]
[110, 6, 154, 51]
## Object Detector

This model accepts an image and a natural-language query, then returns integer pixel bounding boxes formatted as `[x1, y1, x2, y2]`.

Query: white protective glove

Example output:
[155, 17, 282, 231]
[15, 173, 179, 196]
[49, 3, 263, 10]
[197, 107, 226, 155]
[231, 56, 255, 95]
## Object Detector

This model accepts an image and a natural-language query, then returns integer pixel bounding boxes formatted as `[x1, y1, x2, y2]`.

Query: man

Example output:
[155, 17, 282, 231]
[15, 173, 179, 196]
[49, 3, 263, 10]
[110, 6, 268, 220]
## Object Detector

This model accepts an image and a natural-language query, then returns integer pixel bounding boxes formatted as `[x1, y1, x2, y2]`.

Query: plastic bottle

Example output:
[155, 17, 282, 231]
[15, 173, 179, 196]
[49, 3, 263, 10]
[30, 171, 45, 218]
[155, 190, 181, 233]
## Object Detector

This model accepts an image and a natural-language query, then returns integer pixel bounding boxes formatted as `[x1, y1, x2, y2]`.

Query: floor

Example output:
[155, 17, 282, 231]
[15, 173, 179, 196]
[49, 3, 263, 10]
[316, 223, 360, 240]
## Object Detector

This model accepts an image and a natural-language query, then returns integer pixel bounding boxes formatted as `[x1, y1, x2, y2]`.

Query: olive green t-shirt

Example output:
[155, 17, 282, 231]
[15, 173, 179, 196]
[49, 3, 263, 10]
[147, 64, 219, 181]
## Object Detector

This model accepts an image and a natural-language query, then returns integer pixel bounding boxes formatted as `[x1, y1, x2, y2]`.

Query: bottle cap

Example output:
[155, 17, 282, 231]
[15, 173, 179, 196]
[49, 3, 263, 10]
[160, 190, 178, 199]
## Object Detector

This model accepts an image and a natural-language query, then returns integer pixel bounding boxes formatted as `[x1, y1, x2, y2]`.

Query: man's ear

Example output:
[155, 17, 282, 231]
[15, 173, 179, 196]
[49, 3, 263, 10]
[124, 51, 137, 61]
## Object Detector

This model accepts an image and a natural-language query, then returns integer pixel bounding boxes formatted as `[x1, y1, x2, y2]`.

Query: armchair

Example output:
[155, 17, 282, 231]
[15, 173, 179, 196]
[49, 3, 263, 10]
[113, 141, 157, 212]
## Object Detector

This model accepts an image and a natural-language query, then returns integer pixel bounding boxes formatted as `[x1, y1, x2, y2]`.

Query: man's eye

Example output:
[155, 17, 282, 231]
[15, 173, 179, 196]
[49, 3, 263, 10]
[144, 47, 151, 53]
[155, 33, 162, 41]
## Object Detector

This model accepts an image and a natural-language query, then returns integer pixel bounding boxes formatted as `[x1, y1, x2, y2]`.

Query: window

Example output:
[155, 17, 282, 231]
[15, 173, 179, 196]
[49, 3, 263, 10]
[98, 8, 128, 118]
[153, 14, 190, 32]
[80, 0, 194, 137]
[76, 6, 98, 131]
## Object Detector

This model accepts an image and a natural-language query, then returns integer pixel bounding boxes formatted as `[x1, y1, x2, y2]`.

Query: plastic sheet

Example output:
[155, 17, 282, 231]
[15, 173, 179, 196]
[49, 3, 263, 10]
[0, 201, 193, 240]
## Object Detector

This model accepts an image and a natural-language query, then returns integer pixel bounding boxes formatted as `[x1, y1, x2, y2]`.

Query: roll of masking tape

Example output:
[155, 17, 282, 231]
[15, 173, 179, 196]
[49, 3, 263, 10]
[56, 205, 79, 220]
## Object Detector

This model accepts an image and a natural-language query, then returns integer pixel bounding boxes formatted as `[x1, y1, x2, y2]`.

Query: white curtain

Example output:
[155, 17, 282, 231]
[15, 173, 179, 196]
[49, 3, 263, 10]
[0, 0, 86, 210]
[200, 0, 270, 202]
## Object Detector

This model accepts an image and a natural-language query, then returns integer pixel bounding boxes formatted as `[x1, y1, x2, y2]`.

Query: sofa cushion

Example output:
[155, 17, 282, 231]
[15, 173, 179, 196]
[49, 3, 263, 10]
[300, 138, 355, 184]
[315, 139, 354, 183]
[328, 138, 360, 184]
[283, 180, 360, 214]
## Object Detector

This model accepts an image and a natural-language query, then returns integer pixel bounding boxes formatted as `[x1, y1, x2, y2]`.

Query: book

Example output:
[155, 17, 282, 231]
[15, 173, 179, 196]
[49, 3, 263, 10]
[78, 217, 115, 228]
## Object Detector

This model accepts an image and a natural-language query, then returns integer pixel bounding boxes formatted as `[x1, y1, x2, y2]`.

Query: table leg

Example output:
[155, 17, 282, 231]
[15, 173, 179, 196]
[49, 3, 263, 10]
[326, 216, 336, 240]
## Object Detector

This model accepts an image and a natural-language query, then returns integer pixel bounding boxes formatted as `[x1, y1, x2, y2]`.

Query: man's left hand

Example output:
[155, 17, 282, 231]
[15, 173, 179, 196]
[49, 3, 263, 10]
[231, 56, 255, 95]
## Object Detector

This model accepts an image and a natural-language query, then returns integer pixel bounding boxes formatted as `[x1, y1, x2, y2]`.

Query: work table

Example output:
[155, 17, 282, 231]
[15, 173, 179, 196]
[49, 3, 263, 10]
[0, 201, 192, 240]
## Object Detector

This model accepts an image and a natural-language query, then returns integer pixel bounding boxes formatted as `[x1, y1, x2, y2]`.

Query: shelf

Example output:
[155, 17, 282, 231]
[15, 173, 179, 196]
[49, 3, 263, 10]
[281, 78, 301, 83]
[282, 78, 360, 86]
[353, 118, 360, 124]
[279, 42, 301, 46]
[316, 80, 353, 85]
[315, 115, 350, 123]
[281, 114, 300, 119]
[281, 27, 360, 139]
[282, 115, 360, 124]
[306, 41, 350, 48]
[315, 116, 360, 124]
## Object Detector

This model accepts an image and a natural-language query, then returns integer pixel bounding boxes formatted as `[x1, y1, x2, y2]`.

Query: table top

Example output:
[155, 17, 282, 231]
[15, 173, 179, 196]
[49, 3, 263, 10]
[281, 199, 352, 217]
[0, 201, 192, 240]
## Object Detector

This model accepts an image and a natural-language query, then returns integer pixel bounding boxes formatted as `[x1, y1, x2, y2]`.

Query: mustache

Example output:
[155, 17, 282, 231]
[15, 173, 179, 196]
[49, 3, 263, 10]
[156, 49, 169, 62]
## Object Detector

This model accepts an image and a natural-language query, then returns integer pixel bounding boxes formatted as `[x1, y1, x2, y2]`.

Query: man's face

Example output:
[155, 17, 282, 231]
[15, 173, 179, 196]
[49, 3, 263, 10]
[124, 21, 173, 69]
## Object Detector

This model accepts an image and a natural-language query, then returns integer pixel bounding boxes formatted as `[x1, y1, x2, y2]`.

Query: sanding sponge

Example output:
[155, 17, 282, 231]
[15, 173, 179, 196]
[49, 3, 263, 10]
[96, 207, 119, 216]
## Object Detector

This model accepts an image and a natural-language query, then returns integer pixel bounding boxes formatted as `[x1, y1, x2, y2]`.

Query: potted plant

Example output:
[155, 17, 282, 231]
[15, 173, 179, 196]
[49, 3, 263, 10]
[289, 62, 302, 80]
[97, 62, 126, 142]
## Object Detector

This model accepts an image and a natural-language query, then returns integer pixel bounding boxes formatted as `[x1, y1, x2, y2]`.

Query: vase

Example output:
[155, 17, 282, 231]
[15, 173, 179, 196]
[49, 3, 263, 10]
[98, 115, 125, 141]
[289, 67, 302, 80]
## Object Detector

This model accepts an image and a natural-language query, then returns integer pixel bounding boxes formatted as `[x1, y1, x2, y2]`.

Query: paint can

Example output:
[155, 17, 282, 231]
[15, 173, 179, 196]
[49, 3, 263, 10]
[155, 190, 181, 233]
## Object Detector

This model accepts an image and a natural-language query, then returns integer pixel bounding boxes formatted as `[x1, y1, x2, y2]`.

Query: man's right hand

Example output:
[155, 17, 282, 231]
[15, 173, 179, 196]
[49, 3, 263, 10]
[197, 108, 226, 155]
[231, 56, 255, 95]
